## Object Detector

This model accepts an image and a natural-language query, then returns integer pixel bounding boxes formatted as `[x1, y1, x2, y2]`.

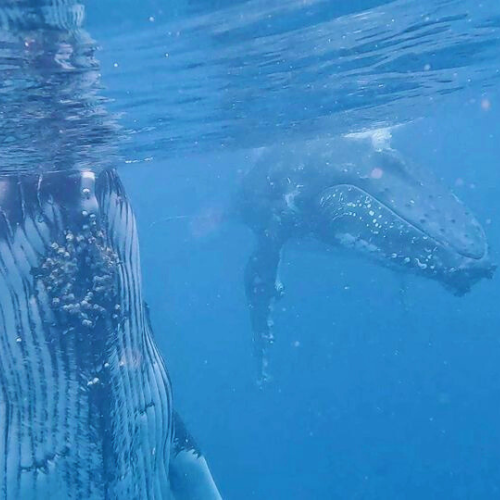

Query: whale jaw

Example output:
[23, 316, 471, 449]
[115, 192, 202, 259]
[316, 182, 494, 294]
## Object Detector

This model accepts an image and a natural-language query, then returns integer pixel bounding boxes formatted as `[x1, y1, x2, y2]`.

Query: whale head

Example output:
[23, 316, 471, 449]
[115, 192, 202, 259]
[315, 140, 495, 295]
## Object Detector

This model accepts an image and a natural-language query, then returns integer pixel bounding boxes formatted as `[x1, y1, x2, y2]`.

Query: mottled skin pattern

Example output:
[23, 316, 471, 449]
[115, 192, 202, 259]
[236, 135, 495, 382]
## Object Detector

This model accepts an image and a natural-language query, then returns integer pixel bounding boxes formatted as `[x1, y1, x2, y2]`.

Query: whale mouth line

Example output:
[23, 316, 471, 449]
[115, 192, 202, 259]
[323, 184, 486, 261]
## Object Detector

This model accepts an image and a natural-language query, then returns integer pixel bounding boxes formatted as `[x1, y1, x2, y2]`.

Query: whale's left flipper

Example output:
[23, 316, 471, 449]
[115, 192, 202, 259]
[244, 228, 286, 384]
[143, 303, 223, 499]
[169, 412, 223, 500]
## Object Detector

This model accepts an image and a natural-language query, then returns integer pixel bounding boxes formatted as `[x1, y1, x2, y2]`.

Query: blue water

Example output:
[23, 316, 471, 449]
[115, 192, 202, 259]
[5, 0, 500, 497]
[125, 109, 500, 499]
[107, 0, 500, 495]
[113, 1, 500, 498]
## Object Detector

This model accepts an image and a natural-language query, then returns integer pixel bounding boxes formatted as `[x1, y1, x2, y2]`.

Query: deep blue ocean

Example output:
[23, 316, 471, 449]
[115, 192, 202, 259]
[108, 1, 500, 498]
[125, 115, 500, 497]
[6, 0, 500, 498]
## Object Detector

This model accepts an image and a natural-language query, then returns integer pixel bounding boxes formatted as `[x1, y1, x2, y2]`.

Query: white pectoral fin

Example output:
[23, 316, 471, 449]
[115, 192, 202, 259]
[170, 450, 223, 500]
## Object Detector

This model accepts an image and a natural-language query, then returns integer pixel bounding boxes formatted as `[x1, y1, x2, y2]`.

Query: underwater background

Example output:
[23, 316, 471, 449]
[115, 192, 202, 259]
[52, 0, 500, 498]
[125, 101, 500, 499]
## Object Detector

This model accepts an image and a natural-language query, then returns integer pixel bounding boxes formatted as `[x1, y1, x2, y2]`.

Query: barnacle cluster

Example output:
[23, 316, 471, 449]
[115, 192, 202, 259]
[36, 222, 120, 329]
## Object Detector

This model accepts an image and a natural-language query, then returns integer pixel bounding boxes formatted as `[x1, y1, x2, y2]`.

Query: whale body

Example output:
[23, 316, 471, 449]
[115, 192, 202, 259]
[236, 134, 495, 381]
[0, 170, 173, 498]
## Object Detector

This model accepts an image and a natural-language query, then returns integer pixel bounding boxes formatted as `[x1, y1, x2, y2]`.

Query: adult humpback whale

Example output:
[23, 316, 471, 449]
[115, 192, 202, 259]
[0, 169, 173, 498]
[236, 133, 495, 382]
[0, 170, 222, 499]
[0, 1, 222, 499]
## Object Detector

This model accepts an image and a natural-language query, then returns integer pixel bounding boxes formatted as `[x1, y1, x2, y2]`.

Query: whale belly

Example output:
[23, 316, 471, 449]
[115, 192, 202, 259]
[0, 169, 172, 499]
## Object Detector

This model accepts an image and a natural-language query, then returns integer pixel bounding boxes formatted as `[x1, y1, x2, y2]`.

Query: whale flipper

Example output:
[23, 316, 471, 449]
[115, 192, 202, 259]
[169, 412, 222, 500]
[244, 229, 286, 384]
[143, 301, 223, 499]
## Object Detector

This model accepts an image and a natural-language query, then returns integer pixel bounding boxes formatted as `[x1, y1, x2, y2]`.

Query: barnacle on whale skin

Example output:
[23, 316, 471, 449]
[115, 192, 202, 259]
[34, 224, 120, 329]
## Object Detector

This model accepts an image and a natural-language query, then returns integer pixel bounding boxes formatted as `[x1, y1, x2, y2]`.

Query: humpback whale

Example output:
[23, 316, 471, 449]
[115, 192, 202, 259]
[0, 1, 223, 498]
[0, 170, 222, 499]
[0, 169, 172, 498]
[236, 133, 495, 382]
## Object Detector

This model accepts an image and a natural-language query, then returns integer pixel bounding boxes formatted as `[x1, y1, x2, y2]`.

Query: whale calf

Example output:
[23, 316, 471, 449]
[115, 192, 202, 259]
[236, 133, 495, 382]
